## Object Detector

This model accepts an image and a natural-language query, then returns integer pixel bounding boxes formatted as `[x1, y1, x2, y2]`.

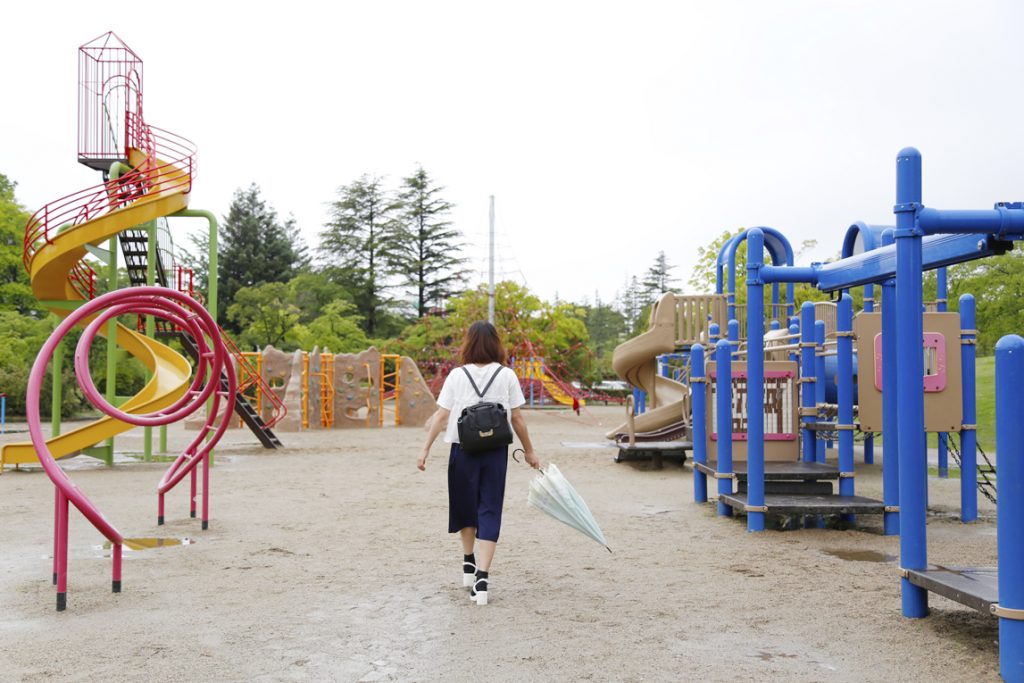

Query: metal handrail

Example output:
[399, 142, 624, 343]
[23, 109, 197, 302]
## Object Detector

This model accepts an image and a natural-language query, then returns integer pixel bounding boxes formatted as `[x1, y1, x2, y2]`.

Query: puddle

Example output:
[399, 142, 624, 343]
[747, 650, 837, 671]
[123, 454, 180, 463]
[822, 548, 895, 563]
[101, 537, 196, 551]
[751, 651, 799, 662]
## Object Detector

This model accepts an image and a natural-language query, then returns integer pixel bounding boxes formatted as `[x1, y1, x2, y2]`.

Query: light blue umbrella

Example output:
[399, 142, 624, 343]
[528, 463, 610, 552]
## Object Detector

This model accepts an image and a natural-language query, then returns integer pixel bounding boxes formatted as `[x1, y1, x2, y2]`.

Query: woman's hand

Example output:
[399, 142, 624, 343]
[524, 449, 541, 470]
[417, 450, 429, 471]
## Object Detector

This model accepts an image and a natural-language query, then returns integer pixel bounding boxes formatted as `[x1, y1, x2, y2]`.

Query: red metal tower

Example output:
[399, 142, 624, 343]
[77, 31, 143, 171]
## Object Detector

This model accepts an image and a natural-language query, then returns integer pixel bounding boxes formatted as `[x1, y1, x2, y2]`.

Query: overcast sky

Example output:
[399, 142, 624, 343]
[3, 1, 1023, 306]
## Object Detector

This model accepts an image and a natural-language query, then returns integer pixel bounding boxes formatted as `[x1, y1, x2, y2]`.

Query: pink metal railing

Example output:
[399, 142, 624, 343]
[30, 288, 235, 611]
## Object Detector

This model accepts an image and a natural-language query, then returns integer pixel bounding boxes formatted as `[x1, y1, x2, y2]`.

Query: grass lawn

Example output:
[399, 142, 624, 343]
[974, 355, 995, 452]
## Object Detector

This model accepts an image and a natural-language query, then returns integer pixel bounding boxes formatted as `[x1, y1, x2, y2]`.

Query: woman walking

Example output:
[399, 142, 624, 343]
[419, 321, 541, 605]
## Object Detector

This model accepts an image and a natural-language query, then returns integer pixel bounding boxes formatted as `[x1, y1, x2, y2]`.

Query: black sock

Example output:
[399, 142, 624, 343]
[463, 554, 476, 573]
[474, 570, 488, 594]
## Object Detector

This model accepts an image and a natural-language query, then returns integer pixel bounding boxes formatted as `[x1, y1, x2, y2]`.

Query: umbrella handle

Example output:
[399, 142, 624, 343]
[512, 448, 524, 464]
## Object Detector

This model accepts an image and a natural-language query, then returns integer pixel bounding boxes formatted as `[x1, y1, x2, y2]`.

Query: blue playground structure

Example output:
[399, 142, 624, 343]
[686, 148, 1023, 681]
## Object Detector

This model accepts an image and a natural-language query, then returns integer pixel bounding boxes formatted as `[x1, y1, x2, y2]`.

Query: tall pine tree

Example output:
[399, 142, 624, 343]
[393, 166, 465, 317]
[320, 175, 401, 336]
[217, 184, 307, 328]
[641, 250, 679, 304]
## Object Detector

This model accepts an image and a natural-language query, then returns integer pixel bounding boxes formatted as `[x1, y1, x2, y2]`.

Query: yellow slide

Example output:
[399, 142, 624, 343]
[605, 292, 689, 439]
[1, 148, 192, 468]
[540, 374, 580, 407]
[519, 359, 582, 408]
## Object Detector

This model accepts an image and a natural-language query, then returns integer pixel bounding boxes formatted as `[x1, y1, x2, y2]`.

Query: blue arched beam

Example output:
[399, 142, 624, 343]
[716, 228, 796, 322]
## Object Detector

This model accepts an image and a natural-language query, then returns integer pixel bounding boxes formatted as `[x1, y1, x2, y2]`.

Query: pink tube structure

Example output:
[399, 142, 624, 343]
[27, 286, 235, 611]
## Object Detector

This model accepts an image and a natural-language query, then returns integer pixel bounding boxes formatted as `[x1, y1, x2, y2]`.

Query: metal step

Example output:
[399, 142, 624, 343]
[179, 333, 282, 449]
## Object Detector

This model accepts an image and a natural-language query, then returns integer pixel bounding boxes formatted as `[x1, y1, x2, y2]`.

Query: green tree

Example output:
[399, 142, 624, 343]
[949, 250, 1024, 354]
[0, 173, 38, 314]
[227, 282, 302, 350]
[0, 312, 90, 417]
[392, 281, 594, 383]
[394, 166, 466, 317]
[641, 250, 679, 304]
[688, 228, 745, 296]
[294, 300, 370, 353]
[581, 293, 627, 374]
[320, 175, 402, 336]
[617, 276, 645, 335]
[219, 184, 307, 328]
[287, 271, 350, 325]
[179, 229, 210, 296]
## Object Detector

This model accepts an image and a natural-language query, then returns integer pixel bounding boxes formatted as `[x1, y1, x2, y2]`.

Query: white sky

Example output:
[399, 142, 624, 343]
[3, 1, 1023, 306]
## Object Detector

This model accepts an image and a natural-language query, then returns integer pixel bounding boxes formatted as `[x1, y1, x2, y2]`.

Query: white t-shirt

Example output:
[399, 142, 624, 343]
[436, 363, 526, 443]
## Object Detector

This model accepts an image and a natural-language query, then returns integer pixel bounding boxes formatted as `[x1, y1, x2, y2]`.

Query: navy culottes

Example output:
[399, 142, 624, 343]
[448, 442, 508, 542]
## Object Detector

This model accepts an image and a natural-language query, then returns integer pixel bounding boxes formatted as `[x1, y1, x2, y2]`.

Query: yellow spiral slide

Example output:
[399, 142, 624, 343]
[1, 148, 192, 469]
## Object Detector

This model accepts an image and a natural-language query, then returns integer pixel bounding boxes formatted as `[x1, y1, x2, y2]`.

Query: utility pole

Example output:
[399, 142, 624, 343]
[488, 195, 495, 324]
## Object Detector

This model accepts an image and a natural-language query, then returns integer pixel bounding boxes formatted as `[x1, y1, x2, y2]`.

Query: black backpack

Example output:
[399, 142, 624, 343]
[456, 366, 514, 453]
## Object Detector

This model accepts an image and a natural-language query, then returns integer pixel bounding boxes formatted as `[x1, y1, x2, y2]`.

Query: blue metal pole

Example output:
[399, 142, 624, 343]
[837, 293, 856, 522]
[726, 234, 744, 325]
[936, 267, 949, 478]
[691, 344, 708, 504]
[709, 322, 720, 344]
[715, 339, 734, 517]
[996, 334, 1024, 682]
[770, 319, 780, 331]
[746, 229, 767, 532]
[815, 320, 827, 464]
[895, 146, 929, 618]
[728, 318, 740, 344]
[0, 393, 5, 435]
[959, 295, 978, 523]
[881, 229, 900, 536]
[800, 303, 816, 463]
[529, 357, 535, 407]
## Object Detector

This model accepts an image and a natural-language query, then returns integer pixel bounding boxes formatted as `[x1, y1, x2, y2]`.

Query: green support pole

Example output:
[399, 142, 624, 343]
[105, 235, 118, 465]
[144, 219, 156, 462]
[172, 209, 218, 322]
[172, 209, 219, 463]
[51, 332, 63, 438]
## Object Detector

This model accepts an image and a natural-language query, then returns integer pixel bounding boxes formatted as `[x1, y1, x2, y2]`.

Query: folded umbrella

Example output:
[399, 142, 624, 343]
[528, 463, 610, 552]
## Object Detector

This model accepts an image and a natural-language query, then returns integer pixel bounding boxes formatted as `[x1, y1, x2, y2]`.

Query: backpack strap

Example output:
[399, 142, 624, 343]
[461, 365, 505, 398]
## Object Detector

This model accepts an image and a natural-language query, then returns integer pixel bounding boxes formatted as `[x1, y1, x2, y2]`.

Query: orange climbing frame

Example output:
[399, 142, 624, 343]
[379, 353, 402, 426]
[320, 353, 335, 428]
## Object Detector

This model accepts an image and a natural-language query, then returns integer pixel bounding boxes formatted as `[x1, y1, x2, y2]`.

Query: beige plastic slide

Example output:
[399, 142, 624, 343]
[605, 292, 689, 439]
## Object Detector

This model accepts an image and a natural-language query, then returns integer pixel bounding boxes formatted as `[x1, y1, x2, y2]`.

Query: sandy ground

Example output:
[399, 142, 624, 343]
[0, 406, 1002, 682]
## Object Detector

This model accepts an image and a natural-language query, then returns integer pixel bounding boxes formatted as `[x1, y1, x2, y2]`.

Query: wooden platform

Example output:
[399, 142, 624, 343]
[904, 566, 998, 615]
[718, 491, 886, 516]
[694, 461, 839, 481]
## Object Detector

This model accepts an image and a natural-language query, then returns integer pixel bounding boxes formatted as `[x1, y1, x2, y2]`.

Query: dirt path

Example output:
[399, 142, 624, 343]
[0, 407, 1001, 681]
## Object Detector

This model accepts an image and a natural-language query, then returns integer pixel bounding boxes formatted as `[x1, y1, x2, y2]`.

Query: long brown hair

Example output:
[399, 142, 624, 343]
[459, 321, 507, 365]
